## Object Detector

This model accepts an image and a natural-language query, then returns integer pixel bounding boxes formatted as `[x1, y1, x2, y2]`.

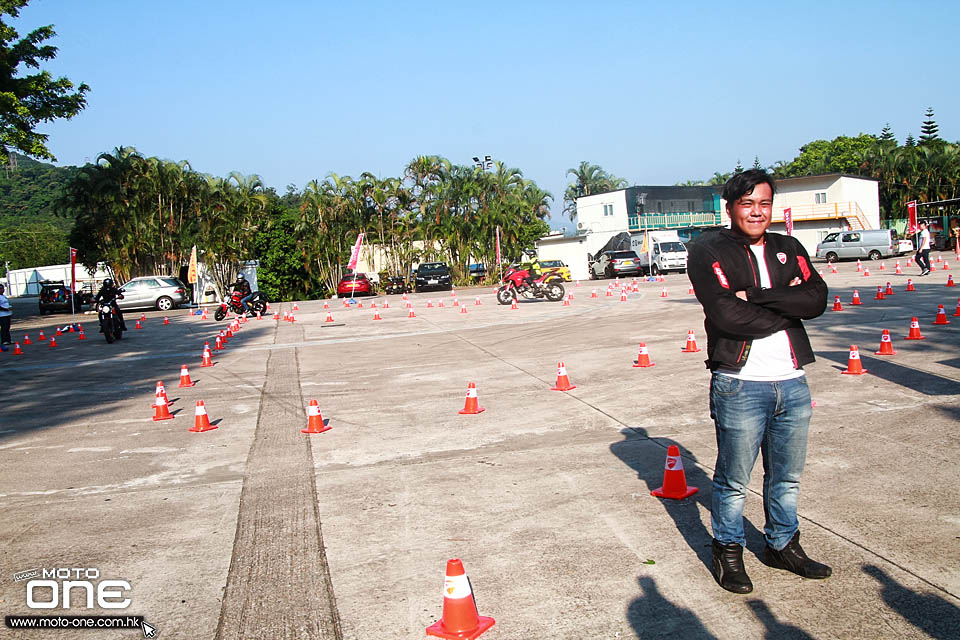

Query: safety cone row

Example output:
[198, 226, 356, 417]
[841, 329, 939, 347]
[551, 361, 576, 391]
[426, 559, 495, 640]
[633, 343, 655, 368]
[189, 400, 217, 432]
[841, 345, 868, 375]
[458, 382, 485, 414]
[651, 445, 699, 500]
[302, 399, 331, 434]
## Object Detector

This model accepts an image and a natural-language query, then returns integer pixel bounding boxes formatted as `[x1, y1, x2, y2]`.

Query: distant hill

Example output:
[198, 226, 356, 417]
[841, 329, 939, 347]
[0, 153, 79, 227]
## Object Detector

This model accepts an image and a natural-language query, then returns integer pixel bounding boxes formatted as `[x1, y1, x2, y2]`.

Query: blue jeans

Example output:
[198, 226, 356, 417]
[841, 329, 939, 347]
[240, 293, 254, 312]
[709, 373, 812, 550]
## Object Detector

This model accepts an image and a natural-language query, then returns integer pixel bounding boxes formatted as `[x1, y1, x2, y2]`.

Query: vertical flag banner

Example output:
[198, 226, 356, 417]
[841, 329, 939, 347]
[347, 232, 364, 270]
[188, 245, 198, 284]
[69, 247, 77, 292]
[495, 226, 502, 282]
[906, 201, 918, 235]
[784, 208, 793, 236]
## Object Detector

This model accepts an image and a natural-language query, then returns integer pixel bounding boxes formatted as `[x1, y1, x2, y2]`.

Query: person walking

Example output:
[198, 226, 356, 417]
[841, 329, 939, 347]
[916, 222, 931, 276]
[687, 169, 831, 594]
[0, 284, 12, 346]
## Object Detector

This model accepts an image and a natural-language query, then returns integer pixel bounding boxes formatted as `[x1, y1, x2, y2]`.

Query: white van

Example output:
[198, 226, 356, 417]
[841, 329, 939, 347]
[629, 230, 688, 275]
[815, 229, 900, 263]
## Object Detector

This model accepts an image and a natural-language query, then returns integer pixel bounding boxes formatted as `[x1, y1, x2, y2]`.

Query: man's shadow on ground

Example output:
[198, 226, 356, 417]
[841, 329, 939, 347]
[863, 564, 960, 640]
[610, 427, 766, 571]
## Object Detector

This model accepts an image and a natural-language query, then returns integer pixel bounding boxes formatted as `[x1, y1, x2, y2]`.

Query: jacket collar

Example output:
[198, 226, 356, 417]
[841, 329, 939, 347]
[721, 226, 767, 247]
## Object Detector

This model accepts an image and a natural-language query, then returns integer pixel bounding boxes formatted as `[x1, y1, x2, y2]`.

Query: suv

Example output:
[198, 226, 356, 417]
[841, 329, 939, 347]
[590, 250, 641, 279]
[39, 280, 84, 314]
[414, 262, 453, 292]
[117, 276, 188, 311]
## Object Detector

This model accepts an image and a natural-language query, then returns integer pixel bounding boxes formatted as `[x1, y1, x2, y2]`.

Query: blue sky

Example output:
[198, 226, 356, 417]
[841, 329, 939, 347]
[18, 0, 960, 231]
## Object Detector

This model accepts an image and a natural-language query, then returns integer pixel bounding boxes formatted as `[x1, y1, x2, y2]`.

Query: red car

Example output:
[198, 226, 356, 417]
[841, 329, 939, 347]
[337, 273, 375, 298]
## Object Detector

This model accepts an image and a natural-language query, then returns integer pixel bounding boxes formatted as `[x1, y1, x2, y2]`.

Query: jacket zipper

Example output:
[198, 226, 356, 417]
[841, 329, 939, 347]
[738, 245, 761, 364]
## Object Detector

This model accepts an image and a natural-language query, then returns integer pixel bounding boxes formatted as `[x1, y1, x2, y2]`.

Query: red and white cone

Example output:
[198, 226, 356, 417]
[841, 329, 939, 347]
[325, 311, 334, 323]
[323, 301, 329, 310]
[23, 334, 31, 344]
[78, 330, 86, 340]
[620, 290, 628, 302]
[895, 261, 903, 274]
[830, 264, 838, 274]
[681, 330, 701, 353]
[874, 285, 885, 300]
[373, 309, 382, 320]
[905, 317, 925, 340]
[651, 444, 699, 500]
[856, 259, 863, 272]
[841, 345, 868, 375]
[302, 399, 331, 434]
[427, 299, 434, 308]
[510, 297, 519, 310]
[425, 559, 495, 640]
[944, 261, 951, 270]
[879, 262, 886, 271]
[383, 300, 390, 309]
[551, 361, 576, 391]
[688, 286, 695, 294]
[189, 400, 217, 432]
[460, 305, 468, 314]
[214, 335, 223, 351]
[49, 336, 57, 348]
[633, 343, 655, 368]
[458, 382, 485, 414]
[151, 381, 170, 407]
[953, 298, 960, 317]
[851, 290, 862, 305]
[474, 296, 481, 306]
[438, 300, 444, 308]
[152, 394, 174, 421]
[932, 304, 951, 325]
[947, 275, 956, 287]
[863, 267, 871, 277]
[38, 331, 46, 341]
[163, 316, 170, 325]
[408, 308, 417, 318]
[562, 295, 571, 306]
[875, 330, 896, 355]
[13, 342, 22, 354]
[591, 289, 598, 298]
[201, 346, 214, 367]
[832, 296, 843, 311]
[178, 364, 195, 387]
[885, 282, 895, 296]
[905, 279, 916, 292]
[660, 287, 668, 298]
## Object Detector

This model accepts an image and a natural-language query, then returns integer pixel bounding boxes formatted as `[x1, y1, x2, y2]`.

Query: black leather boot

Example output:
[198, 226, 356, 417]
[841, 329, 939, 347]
[762, 531, 832, 579]
[712, 539, 753, 593]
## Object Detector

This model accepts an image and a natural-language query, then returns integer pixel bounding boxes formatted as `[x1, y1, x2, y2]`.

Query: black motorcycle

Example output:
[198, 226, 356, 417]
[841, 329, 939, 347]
[97, 297, 125, 343]
[382, 276, 411, 295]
[215, 290, 268, 321]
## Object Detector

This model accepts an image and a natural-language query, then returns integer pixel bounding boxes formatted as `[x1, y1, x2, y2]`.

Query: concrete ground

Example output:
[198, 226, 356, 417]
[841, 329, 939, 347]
[1, 252, 959, 639]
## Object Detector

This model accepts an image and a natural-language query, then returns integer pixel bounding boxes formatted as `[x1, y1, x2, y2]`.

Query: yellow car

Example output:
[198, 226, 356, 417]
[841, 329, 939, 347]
[539, 259, 572, 282]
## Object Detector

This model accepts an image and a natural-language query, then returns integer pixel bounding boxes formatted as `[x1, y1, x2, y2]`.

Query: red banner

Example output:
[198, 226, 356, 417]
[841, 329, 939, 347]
[906, 201, 918, 235]
[783, 208, 793, 236]
[495, 226, 501, 269]
[347, 233, 364, 270]
[70, 247, 77, 292]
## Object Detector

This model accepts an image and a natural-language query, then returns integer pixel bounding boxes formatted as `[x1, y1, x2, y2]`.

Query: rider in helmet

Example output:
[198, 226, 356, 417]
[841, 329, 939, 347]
[233, 272, 254, 314]
[93, 278, 127, 331]
[522, 249, 541, 291]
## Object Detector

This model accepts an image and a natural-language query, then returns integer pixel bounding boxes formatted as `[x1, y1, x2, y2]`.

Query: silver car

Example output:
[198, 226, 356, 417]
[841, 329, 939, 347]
[118, 276, 188, 311]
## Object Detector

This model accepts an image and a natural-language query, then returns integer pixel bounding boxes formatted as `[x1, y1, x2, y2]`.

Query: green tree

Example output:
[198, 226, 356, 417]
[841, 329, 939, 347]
[905, 133, 916, 147]
[0, 0, 89, 162]
[563, 161, 627, 221]
[752, 156, 761, 170]
[919, 107, 940, 145]
[879, 123, 896, 144]
[772, 135, 878, 177]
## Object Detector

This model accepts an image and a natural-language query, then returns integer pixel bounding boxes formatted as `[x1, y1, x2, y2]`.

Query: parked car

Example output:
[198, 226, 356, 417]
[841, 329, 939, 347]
[590, 250, 642, 279]
[39, 280, 84, 314]
[468, 263, 487, 281]
[414, 262, 453, 292]
[117, 276, 189, 311]
[815, 229, 900, 262]
[539, 259, 572, 282]
[337, 272, 375, 297]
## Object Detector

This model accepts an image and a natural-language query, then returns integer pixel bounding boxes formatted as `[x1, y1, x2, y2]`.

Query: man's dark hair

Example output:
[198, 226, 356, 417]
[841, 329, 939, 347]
[722, 169, 776, 205]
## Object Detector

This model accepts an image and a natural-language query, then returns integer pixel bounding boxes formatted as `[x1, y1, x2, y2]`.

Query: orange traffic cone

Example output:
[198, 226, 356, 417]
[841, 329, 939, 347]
[651, 444, 699, 500]
[458, 382, 485, 415]
[688, 286, 695, 294]
[152, 394, 174, 421]
[591, 289, 598, 298]
[633, 343, 655, 368]
[832, 296, 844, 311]
[292, 303, 299, 310]
[178, 364, 195, 388]
[605, 288, 613, 297]
[933, 304, 951, 325]
[879, 262, 885, 271]
[851, 290, 862, 305]
[830, 264, 838, 274]
[875, 330, 896, 355]
[562, 295, 570, 306]
[906, 257, 913, 266]
[510, 298, 518, 310]
[135, 320, 142, 330]
[289, 313, 296, 323]
[13, 342, 22, 355]
[930, 263, 937, 272]
[863, 267, 871, 277]
[885, 282, 894, 296]
[323, 301, 329, 310]
[551, 361, 576, 391]
[905, 279, 916, 292]
[437, 300, 444, 308]
[427, 299, 434, 308]
[301, 399, 331, 434]
[895, 261, 903, 274]
[49, 336, 57, 348]
[425, 559, 495, 640]
[856, 259, 863, 272]
[953, 298, 960, 317]
[78, 330, 86, 340]
[201, 309, 208, 319]
[905, 317, 925, 340]
[38, 331, 46, 341]
[151, 381, 170, 407]
[357, 301, 363, 309]
[189, 400, 217, 432]
[459, 305, 468, 314]
[373, 309, 382, 320]
[944, 261, 951, 270]
[408, 309, 417, 318]
[214, 336, 223, 351]
[325, 311, 334, 323]
[620, 290, 628, 302]
[937, 255, 942, 263]
[201, 347, 215, 367]
[23, 334, 31, 344]
[841, 345, 868, 375]
[256, 311, 262, 320]
[947, 275, 956, 287]
[225, 326, 233, 338]
[660, 287, 668, 298]
[383, 300, 390, 309]
[874, 285, 885, 300]
[163, 316, 170, 325]
[681, 330, 701, 352]
[474, 296, 481, 306]
[55, 327, 62, 336]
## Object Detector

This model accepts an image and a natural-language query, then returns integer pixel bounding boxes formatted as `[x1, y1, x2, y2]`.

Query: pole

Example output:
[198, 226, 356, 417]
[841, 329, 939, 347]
[69, 248, 76, 330]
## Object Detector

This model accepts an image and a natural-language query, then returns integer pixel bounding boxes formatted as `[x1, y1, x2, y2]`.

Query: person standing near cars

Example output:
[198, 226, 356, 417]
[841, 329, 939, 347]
[0, 284, 12, 346]
[687, 169, 831, 594]
[916, 222, 931, 276]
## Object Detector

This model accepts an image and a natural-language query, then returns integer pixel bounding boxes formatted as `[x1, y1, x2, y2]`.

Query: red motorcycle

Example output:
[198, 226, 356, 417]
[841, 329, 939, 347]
[496, 264, 566, 304]
[215, 290, 268, 321]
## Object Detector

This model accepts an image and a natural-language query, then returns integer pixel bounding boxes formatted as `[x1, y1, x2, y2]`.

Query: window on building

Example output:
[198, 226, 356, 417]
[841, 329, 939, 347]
[603, 204, 613, 217]
[657, 201, 663, 213]
[688, 201, 695, 212]
[815, 192, 828, 204]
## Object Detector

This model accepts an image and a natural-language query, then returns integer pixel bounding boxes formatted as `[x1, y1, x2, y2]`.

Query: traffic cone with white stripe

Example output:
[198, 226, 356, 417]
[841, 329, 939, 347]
[885, 282, 895, 296]
[474, 296, 481, 306]
[38, 331, 46, 341]
[660, 287, 668, 298]
[78, 330, 86, 340]
[152, 394, 174, 421]
[620, 289, 628, 302]
[325, 311, 334, 323]
[55, 326, 62, 336]
[681, 330, 701, 352]
[879, 262, 885, 271]
[633, 343, 655, 368]
[933, 304, 951, 325]
[905, 279, 916, 292]
[551, 361, 576, 391]
[856, 259, 863, 272]
[301, 399, 331, 434]
[863, 267, 871, 277]
[591, 289, 598, 298]
[23, 334, 31, 344]
[437, 300, 443, 308]
[832, 296, 844, 311]
[510, 298, 518, 310]
[373, 309, 382, 320]
[425, 559, 495, 640]
[651, 444, 699, 500]
[458, 382, 485, 415]
[201, 346, 215, 367]
[562, 295, 571, 306]
[953, 298, 960, 317]
[944, 261, 951, 270]
[460, 304, 468, 314]
[163, 316, 170, 325]
[947, 275, 956, 287]
[178, 364, 195, 388]
[874, 285, 885, 300]
[49, 336, 57, 348]
[427, 299, 433, 308]
[408, 308, 417, 318]
[453, 298, 460, 307]
[151, 381, 170, 407]
[875, 330, 896, 355]
[905, 317, 925, 340]
[895, 261, 903, 274]
[13, 342, 22, 355]
[842, 345, 868, 375]
[190, 400, 217, 432]
[830, 263, 838, 274]
[851, 290, 862, 305]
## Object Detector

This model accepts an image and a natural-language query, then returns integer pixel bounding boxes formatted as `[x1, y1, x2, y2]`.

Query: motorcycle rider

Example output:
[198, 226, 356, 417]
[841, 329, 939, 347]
[93, 278, 127, 331]
[233, 272, 254, 315]
[522, 249, 542, 292]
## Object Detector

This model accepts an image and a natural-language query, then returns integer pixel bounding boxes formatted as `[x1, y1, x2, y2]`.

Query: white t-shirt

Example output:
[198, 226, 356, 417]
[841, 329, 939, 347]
[919, 229, 931, 251]
[0, 293, 11, 317]
[721, 244, 803, 382]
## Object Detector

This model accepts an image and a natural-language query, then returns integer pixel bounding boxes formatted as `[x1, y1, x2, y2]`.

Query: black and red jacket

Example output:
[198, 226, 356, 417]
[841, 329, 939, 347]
[687, 228, 828, 372]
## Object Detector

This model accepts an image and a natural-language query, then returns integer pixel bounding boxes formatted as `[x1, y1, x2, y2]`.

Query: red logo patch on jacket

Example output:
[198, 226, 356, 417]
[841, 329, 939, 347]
[797, 256, 812, 281]
[777, 252, 787, 264]
[712, 262, 730, 289]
